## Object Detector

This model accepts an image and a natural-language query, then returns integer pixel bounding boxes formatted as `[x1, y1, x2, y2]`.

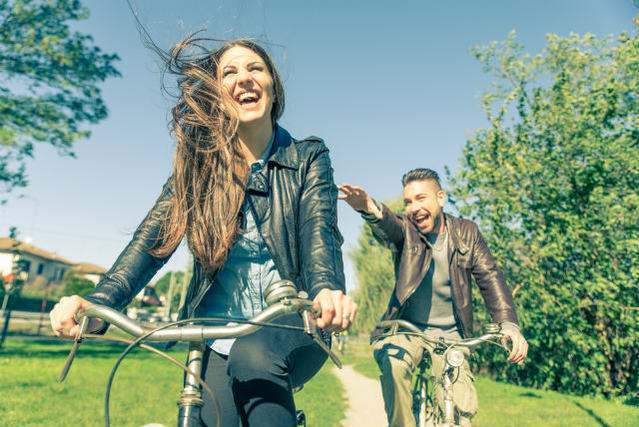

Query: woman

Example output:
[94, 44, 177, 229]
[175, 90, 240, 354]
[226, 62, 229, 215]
[49, 38, 355, 426]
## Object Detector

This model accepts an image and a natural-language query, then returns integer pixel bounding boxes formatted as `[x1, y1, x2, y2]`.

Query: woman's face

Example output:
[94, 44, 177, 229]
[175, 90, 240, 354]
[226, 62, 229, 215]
[218, 45, 274, 128]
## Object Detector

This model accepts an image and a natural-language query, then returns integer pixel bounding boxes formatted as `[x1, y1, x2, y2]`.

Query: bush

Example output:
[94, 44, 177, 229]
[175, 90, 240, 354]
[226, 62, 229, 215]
[447, 26, 639, 396]
[61, 273, 95, 297]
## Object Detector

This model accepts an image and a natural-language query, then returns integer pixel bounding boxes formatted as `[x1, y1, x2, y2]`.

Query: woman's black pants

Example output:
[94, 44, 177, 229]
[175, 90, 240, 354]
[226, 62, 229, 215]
[199, 314, 328, 427]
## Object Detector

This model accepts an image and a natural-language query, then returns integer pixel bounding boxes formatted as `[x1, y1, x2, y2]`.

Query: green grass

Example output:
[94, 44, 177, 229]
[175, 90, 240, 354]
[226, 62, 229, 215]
[0, 337, 345, 427]
[339, 338, 639, 427]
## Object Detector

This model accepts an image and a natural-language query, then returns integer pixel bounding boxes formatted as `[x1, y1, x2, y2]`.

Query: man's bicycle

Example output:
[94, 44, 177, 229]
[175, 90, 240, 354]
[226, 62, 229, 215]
[58, 280, 342, 427]
[375, 319, 508, 427]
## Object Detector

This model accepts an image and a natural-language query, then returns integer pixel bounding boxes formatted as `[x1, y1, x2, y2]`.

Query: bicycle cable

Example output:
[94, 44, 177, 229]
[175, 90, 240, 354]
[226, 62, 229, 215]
[97, 314, 311, 427]
[83, 334, 218, 427]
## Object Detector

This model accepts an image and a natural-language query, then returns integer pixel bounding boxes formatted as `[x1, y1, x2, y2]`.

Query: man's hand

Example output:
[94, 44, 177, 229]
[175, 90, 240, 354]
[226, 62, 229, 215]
[49, 295, 104, 339]
[338, 183, 382, 219]
[500, 323, 528, 365]
[312, 289, 357, 332]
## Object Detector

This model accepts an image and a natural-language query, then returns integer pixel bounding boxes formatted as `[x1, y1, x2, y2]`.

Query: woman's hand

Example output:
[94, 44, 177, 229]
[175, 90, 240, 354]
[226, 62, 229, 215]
[312, 289, 357, 331]
[49, 295, 104, 339]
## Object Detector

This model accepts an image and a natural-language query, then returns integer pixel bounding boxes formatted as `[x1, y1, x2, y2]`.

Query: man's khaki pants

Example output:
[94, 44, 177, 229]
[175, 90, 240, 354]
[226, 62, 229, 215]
[373, 334, 478, 427]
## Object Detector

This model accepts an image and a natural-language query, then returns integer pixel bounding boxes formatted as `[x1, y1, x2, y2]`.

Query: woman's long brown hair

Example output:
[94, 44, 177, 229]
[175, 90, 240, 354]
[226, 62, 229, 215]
[149, 36, 285, 274]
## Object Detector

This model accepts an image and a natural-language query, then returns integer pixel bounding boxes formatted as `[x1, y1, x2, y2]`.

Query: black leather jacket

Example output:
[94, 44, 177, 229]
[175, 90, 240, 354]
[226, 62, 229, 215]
[85, 126, 345, 319]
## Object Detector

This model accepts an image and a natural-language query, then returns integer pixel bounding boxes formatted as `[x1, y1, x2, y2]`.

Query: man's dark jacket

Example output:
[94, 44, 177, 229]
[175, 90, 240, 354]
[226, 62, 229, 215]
[369, 204, 518, 338]
[85, 126, 345, 320]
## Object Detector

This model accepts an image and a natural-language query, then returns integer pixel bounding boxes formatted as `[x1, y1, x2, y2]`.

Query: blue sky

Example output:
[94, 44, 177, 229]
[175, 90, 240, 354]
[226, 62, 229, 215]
[1, 0, 636, 290]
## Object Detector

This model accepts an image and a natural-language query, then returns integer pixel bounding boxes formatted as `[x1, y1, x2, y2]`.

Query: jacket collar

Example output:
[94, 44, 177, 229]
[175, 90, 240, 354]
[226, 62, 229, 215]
[246, 125, 299, 195]
[267, 125, 300, 170]
[445, 213, 470, 256]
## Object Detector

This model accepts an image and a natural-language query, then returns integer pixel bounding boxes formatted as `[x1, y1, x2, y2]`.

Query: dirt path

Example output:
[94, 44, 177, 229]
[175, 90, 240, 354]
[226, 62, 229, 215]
[333, 365, 387, 427]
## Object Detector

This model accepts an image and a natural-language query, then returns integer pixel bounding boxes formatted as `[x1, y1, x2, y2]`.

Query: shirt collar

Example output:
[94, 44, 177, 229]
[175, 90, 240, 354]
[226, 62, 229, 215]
[250, 131, 276, 173]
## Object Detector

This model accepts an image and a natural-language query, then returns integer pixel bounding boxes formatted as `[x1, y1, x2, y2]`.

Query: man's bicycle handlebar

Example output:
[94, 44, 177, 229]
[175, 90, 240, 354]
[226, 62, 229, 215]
[375, 319, 506, 349]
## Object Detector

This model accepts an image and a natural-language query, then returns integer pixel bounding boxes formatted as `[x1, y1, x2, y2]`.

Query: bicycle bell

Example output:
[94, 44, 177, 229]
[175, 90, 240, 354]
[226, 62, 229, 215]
[264, 279, 298, 306]
[445, 348, 465, 368]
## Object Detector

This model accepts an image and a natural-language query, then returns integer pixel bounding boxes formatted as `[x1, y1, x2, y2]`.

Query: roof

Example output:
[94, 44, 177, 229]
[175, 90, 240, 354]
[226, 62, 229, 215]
[0, 238, 75, 265]
[71, 262, 107, 275]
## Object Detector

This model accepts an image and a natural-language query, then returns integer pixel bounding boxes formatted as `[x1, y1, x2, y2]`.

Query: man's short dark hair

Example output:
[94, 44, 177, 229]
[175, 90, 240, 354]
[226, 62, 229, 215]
[401, 168, 442, 189]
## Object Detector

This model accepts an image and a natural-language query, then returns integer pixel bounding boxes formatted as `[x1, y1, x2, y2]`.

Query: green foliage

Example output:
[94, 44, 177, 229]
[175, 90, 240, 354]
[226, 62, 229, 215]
[0, 0, 120, 198]
[152, 260, 193, 314]
[351, 198, 403, 334]
[154, 270, 186, 296]
[446, 23, 639, 396]
[61, 271, 94, 297]
[153, 270, 186, 309]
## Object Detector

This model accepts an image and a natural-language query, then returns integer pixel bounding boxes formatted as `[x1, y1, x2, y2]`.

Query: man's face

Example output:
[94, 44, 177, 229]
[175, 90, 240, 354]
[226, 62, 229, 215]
[403, 179, 446, 234]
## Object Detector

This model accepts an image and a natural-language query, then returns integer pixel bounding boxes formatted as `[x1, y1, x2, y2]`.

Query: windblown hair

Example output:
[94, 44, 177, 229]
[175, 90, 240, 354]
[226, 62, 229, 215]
[401, 168, 442, 189]
[149, 36, 285, 273]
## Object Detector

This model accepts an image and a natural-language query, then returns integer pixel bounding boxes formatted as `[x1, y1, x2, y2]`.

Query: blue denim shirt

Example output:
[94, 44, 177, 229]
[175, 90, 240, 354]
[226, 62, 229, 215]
[198, 134, 281, 354]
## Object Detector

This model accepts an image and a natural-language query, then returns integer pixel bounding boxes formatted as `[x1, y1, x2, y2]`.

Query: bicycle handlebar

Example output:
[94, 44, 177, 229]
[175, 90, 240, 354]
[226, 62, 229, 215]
[76, 298, 315, 342]
[59, 282, 342, 383]
[375, 319, 504, 348]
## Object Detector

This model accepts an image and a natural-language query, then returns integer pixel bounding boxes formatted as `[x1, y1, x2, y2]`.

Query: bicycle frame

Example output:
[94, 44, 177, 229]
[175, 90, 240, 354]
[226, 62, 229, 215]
[413, 357, 433, 427]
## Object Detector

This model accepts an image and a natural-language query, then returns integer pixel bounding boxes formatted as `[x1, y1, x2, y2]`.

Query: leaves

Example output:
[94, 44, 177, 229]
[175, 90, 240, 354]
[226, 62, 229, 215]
[448, 21, 639, 396]
[0, 0, 120, 199]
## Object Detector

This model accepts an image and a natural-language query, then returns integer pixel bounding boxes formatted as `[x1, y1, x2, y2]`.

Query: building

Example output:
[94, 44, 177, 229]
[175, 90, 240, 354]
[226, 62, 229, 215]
[70, 262, 107, 285]
[0, 238, 106, 290]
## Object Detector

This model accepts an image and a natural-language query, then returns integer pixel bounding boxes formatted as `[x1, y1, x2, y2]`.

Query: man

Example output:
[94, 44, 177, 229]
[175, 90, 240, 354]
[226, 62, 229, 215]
[339, 168, 527, 426]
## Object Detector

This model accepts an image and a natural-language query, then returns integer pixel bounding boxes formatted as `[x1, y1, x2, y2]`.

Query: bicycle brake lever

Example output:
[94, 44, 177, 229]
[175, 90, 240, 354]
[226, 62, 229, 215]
[58, 316, 90, 383]
[301, 310, 343, 369]
[313, 335, 343, 369]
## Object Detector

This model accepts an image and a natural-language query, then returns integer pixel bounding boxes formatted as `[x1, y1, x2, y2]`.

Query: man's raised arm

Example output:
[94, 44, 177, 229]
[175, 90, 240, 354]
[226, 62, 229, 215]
[338, 183, 405, 251]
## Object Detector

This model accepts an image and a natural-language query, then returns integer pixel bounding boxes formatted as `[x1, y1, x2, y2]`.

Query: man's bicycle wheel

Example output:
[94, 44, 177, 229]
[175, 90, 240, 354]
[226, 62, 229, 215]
[412, 358, 436, 427]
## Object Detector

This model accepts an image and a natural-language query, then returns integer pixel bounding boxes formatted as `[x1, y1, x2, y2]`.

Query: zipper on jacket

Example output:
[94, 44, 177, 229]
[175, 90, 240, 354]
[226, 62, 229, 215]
[446, 220, 466, 338]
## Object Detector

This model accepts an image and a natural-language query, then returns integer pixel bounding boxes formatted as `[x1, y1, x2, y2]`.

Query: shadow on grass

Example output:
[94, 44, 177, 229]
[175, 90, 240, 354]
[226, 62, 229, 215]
[518, 392, 542, 399]
[573, 401, 612, 427]
[0, 337, 184, 359]
[624, 395, 639, 407]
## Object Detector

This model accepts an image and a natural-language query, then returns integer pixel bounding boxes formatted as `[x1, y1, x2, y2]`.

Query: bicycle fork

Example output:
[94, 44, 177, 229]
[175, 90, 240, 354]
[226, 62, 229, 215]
[441, 366, 455, 427]
[178, 342, 205, 427]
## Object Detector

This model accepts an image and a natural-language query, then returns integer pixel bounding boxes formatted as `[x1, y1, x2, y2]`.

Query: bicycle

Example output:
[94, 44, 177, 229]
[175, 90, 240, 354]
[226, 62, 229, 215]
[58, 280, 342, 427]
[375, 319, 508, 427]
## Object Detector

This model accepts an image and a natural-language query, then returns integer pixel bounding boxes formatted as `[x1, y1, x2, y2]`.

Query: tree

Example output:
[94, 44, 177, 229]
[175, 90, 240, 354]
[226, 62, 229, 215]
[446, 21, 639, 396]
[0, 0, 120, 199]
[152, 260, 193, 319]
[60, 271, 94, 297]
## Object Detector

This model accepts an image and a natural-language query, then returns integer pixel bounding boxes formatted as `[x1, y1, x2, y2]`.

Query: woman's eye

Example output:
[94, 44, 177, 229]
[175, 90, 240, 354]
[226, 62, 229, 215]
[223, 69, 236, 77]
